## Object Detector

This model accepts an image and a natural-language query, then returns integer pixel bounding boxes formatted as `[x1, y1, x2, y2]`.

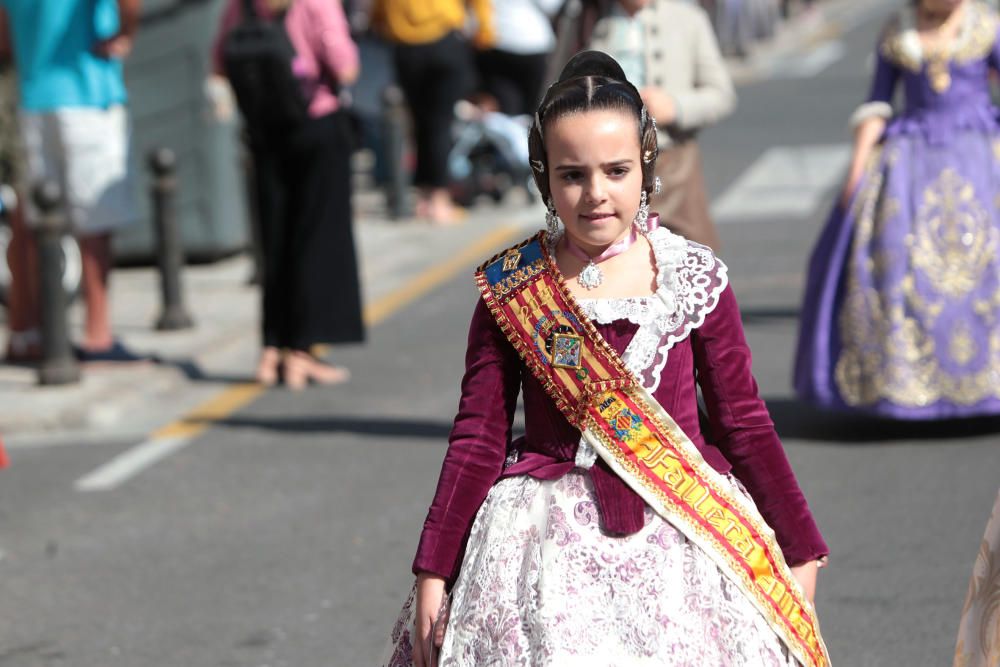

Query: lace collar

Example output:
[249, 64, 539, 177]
[575, 227, 729, 392]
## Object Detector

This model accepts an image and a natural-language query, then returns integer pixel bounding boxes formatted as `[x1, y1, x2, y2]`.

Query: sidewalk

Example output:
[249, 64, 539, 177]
[0, 191, 541, 447]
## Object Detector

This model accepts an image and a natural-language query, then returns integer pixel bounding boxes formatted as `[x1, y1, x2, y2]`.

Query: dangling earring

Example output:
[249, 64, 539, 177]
[633, 190, 650, 236]
[545, 199, 561, 242]
[653, 176, 663, 196]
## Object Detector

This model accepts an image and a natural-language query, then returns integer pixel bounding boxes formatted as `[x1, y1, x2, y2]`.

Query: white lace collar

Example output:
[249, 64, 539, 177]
[575, 227, 729, 392]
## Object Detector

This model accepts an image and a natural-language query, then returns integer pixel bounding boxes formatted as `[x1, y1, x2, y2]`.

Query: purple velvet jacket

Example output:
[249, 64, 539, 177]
[413, 283, 829, 583]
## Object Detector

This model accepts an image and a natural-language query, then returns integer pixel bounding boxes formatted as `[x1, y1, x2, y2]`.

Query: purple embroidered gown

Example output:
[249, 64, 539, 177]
[795, 2, 1000, 419]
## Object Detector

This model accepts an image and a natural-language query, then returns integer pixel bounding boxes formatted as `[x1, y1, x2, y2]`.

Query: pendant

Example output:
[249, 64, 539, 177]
[578, 261, 604, 290]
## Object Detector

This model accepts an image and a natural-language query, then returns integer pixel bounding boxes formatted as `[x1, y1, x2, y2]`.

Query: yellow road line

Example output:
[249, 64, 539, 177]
[363, 224, 525, 327]
[151, 223, 527, 443]
[152, 382, 264, 440]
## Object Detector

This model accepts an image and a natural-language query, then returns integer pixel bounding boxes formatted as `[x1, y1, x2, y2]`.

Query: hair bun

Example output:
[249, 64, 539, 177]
[557, 50, 628, 84]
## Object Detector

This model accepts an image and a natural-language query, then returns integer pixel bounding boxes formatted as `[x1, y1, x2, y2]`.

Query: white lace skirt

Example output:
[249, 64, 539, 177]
[384, 470, 799, 666]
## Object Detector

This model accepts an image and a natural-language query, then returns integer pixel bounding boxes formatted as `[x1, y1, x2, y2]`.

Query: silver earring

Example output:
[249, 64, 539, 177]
[633, 190, 650, 236]
[545, 199, 561, 241]
[653, 176, 662, 196]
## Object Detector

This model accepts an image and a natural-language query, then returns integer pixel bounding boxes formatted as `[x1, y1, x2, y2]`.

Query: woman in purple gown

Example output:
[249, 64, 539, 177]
[795, 0, 1000, 419]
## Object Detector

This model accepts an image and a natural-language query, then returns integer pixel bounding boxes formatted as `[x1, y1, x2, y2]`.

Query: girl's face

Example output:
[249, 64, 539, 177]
[546, 109, 644, 252]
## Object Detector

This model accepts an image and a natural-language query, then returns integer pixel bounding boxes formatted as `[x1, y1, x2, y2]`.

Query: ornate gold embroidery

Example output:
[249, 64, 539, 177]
[879, 2, 999, 88]
[925, 41, 953, 93]
[908, 169, 996, 298]
[880, 13, 921, 72]
[835, 158, 1000, 408]
[953, 2, 999, 64]
[950, 322, 977, 365]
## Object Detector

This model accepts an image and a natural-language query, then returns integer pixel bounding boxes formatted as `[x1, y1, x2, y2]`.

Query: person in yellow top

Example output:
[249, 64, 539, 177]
[373, 0, 492, 224]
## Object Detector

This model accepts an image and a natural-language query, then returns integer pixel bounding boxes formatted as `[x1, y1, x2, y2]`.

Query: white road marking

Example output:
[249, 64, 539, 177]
[75, 436, 192, 492]
[711, 144, 850, 223]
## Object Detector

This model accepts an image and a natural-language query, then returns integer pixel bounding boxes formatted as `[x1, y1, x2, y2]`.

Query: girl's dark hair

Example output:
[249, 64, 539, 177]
[528, 51, 658, 202]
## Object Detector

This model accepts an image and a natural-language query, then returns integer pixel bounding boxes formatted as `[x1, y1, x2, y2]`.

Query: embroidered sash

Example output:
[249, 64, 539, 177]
[476, 232, 831, 667]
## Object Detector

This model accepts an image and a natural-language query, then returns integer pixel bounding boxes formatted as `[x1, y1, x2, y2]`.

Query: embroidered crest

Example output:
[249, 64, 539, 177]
[608, 407, 642, 442]
[551, 333, 583, 368]
[535, 318, 583, 366]
[502, 250, 522, 272]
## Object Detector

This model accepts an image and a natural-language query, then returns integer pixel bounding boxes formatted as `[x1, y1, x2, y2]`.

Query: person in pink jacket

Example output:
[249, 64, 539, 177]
[213, 0, 365, 389]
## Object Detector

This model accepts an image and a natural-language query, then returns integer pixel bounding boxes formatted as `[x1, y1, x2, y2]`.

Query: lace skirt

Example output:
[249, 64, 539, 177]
[383, 470, 799, 666]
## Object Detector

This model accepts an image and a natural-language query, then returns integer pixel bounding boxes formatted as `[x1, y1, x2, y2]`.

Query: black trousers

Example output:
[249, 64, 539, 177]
[475, 49, 548, 116]
[252, 112, 364, 350]
[394, 31, 475, 188]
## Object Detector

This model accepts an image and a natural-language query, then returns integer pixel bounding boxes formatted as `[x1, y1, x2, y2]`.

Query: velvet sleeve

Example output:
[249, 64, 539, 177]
[866, 45, 900, 105]
[690, 286, 829, 566]
[411, 297, 522, 582]
[847, 36, 900, 128]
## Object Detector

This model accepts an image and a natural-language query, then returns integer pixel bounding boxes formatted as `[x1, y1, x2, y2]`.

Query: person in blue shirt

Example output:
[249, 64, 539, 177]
[0, 0, 142, 362]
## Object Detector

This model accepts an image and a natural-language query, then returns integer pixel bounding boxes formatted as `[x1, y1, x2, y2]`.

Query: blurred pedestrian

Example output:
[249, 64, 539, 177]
[213, 0, 364, 390]
[0, 0, 142, 363]
[589, 0, 736, 250]
[0, 38, 39, 364]
[953, 489, 1000, 667]
[473, 0, 564, 116]
[371, 0, 485, 225]
[383, 51, 828, 667]
[795, 0, 1000, 419]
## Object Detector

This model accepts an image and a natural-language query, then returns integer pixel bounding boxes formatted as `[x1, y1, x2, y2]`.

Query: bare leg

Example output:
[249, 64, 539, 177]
[282, 348, 350, 391]
[255, 345, 281, 386]
[426, 187, 465, 226]
[78, 232, 114, 351]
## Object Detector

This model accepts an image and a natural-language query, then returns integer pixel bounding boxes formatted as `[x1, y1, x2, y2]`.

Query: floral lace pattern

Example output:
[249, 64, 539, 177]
[383, 472, 799, 666]
[576, 227, 729, 393]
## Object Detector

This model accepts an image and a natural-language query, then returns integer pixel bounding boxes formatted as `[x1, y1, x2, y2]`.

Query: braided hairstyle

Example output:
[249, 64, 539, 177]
[528, 51, 659, 203]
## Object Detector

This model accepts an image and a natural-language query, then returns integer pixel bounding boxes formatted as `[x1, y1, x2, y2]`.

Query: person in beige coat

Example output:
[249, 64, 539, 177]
[589, 0, 735, 250]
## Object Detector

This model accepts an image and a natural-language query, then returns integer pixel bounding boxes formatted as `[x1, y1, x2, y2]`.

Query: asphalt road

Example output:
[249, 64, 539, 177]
[4, 5, 1000, 666]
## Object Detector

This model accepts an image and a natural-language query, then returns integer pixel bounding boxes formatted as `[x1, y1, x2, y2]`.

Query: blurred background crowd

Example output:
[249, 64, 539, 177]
[0, 0, 825, 383]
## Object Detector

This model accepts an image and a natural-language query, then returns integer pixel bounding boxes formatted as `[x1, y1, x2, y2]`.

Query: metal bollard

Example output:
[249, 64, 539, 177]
[148, 147, 194, 331]
[380, 85, 412, 220]
[33, 181, 80, 385]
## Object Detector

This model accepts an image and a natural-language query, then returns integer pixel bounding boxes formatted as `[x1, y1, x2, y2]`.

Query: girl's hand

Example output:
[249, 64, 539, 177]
[790, 560, 819, 604]
[413, 572, 448, 667]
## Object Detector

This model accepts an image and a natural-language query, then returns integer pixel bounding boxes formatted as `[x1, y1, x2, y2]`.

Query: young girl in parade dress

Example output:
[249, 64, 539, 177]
[795, 0, 1000, 419]
[384, 51, 830, 667]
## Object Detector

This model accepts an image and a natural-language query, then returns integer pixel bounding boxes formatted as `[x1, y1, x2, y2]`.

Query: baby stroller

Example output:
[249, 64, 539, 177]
[447, 100, 537, 208]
